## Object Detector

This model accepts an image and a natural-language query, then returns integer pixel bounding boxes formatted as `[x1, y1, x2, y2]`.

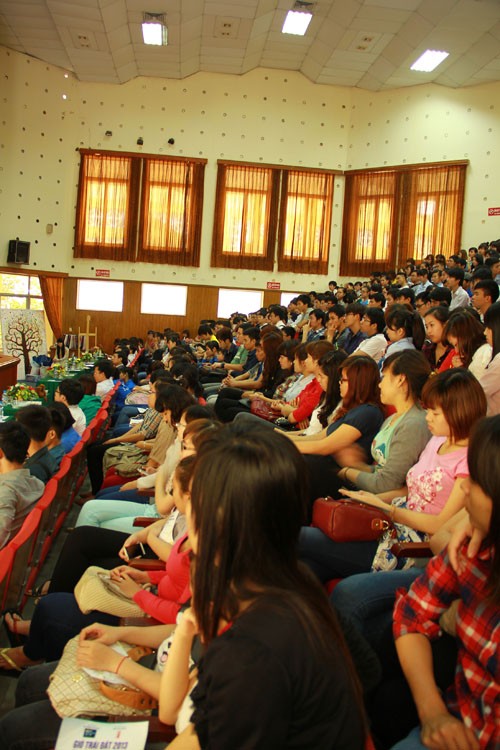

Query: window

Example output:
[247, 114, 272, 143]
[140, 283, 187, 316]
[74, 149, 206, 266]
[0, 274, 43, 310]
[76, 280, 124, 312]
[278, 169, 333, 274]
[340, 162, 467, 275]
[212, 163, 279, 271]
[212, 161, 335, 274]
[217, 289, 264, 318]
[280, 292, 296, 307]
[400, 166, 467, 261]
[0, 274, 45, 349]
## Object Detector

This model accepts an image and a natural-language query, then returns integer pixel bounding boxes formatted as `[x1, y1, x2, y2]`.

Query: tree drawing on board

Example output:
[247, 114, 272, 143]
[1, 310, 46, 378]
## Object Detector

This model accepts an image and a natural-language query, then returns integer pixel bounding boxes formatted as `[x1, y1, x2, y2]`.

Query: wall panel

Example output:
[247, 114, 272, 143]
[62, 278, 285, 352]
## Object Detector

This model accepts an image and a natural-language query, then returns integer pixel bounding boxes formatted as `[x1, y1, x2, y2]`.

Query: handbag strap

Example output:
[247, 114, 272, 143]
[98, 645, 158, 711]
[99, 681, 158, 711]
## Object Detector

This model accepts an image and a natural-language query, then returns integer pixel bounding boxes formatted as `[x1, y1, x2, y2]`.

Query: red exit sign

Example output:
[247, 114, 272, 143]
[488, 207, 500, 216]
[95, 269, 110, 278]
[267, 281, 281, 290]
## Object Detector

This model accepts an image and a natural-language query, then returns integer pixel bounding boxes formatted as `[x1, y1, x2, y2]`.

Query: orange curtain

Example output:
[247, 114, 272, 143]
[399, 164, 467, 261]
[278, 169, 333, 275]
[340, 170, 400, 276]
[137, 158, 205, 266]
[211, 162, 279, 271]
[39, 275, 63, 339]
[74, 151, 138, 261]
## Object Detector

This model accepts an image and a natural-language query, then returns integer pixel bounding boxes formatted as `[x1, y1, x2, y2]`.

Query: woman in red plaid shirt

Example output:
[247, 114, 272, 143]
[393, 415, 500, 750]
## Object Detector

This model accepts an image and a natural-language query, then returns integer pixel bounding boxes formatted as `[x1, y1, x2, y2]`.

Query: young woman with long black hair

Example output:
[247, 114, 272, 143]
[169, 422, 367, 749]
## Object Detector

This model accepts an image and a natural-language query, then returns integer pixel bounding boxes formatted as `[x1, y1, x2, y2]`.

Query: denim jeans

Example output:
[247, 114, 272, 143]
[0, 662, 61, 750]
[76, 498, 159, 533]
[23, 593, 117, 662]
[391, 726, 426, 749]
[96, 486, 151, 504]
[298, 526, 378, 582]
[330, 569, 420, 640]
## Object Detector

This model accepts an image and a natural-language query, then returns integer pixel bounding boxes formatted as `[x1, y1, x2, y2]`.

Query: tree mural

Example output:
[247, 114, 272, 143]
[1, 310, 46, 377]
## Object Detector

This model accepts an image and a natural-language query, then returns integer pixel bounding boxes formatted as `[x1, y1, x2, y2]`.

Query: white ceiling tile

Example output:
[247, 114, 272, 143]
[417, 0, 459, 24]
[365, 0, 419, 8]
[1, 0, 500, 91]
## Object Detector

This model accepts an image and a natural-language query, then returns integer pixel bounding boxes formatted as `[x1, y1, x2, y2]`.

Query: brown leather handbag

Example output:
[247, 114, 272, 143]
[311, 496, 392, 543]
[250, 397, 279, 422]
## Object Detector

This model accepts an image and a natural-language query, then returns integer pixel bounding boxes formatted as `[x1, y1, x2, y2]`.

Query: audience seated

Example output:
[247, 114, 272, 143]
[15, 405, 59, 483]
[93, 358, 115, 400]
[76, 373, 102, 424]
[54, 378, 86, 435]
[0, 422, 44, 548]
[2, 261, 499, 749]
[48, 402, 80, 454]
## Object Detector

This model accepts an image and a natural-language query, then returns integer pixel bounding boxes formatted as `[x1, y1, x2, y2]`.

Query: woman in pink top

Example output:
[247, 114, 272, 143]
[480, 301, 500, 415]
[341, 369, 487, 570]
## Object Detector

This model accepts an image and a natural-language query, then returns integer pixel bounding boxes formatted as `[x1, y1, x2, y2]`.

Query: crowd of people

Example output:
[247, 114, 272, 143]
[0, 241, 499, 750]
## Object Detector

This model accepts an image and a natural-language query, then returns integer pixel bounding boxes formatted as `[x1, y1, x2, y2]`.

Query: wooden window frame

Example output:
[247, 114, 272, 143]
[74, 149, 206, 267]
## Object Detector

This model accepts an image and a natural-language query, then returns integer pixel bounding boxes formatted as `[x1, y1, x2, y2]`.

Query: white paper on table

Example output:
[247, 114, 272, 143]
[55, 717, 148, 750]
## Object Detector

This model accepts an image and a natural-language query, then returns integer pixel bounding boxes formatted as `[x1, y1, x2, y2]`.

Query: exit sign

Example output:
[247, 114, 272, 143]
[95, 269, 110, 278]
[488, 207, 500, 216]
[267, 281, 281, 290]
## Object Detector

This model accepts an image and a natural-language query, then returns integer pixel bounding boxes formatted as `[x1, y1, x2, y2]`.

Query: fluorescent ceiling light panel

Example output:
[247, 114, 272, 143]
[410, 50, 449, 72]
[282, 10, 312, 36]
[142, 14, 167, 46]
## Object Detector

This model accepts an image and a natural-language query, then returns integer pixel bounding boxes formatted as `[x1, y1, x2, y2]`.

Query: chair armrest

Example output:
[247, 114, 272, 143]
[130, 559, 165, 571]
[119, 616, 164, 627]
[133, 517, 156, 527]
[390, 541, 432, 558]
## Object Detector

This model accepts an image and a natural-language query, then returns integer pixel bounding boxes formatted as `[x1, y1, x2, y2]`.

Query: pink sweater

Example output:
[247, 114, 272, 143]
[133, 534, 191, 623]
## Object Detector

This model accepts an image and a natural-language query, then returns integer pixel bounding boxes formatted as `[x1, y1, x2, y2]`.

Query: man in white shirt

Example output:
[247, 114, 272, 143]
[293, 294, 313, 331]
[447, 268, 470, 310]
[54, 378, 86, 435]
[472, 279, 499, 320]
[267, 305, 287, 330]
[93, 359, 115, 400]
[352, 308, 387, 363]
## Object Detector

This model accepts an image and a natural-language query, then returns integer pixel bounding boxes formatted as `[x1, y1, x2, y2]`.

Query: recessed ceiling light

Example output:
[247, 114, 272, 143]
[410, 50, 449, 73]
[142, 13, 168, 46]
[282, 10, 312, 36]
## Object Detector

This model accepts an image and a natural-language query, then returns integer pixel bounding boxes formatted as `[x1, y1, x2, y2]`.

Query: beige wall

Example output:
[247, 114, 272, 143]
[1, 44, 500, 305]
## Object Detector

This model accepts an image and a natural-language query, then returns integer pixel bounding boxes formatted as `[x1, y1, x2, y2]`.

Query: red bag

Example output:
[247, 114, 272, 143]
[311, 497, 392, 543]
[250, 398, 279, 422]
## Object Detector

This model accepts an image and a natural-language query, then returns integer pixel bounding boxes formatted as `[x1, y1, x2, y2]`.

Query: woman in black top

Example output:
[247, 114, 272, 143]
[169, 421, 367, 750]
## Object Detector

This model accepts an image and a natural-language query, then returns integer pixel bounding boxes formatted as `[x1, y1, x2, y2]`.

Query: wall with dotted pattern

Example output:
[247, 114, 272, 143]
[1, 45, 499, 293]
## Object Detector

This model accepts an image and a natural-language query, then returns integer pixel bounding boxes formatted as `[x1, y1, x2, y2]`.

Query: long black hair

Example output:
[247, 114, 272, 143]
[484, 301, 500, 359]
[385, 303, 425, 350]
[316, 349, 348, 427]
[467, 415, 500, 603]
[189, 421, 366, 732]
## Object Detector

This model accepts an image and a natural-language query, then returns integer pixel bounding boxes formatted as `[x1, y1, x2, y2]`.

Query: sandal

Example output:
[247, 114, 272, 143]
[0, 647, 24, 676]
[26, 579, 51, 600]
[1, 609, 28, 647]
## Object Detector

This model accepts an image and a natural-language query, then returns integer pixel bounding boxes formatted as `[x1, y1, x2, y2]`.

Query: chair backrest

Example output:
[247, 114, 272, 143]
[3, 506, 43, 610]
[0, 543, 15, 611]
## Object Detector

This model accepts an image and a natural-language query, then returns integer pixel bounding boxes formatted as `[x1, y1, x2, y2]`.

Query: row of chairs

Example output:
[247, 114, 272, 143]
[0, 383, 119, 612]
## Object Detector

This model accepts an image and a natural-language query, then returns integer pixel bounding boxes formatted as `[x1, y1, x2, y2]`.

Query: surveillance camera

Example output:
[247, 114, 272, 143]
[105, 130, 112, 137]
[168, 138, 175, 145]
[137, 137, 144, 145]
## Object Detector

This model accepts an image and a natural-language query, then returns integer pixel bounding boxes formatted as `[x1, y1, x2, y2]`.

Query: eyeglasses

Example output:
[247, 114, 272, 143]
[338, 377, 349, 384]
